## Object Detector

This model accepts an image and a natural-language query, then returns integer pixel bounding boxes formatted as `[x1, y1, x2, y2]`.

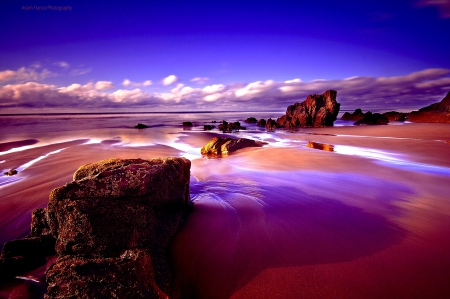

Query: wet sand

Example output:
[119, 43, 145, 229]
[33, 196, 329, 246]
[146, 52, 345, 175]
[1, 122, 450, 298]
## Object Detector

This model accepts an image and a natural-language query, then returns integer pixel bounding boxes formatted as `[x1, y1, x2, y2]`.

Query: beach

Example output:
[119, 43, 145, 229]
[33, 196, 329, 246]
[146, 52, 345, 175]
[1, 113, 450, 298]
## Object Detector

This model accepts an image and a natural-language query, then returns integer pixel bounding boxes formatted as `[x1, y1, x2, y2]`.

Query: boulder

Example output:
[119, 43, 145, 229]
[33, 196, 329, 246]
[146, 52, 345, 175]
[354, 112, 389, 125]
[382, 111, 406, 122]
[277, 90, 340, 128]
[218, 121, 246, 132]
[0, 157, 191, 298]
[3, 169, 17, 176]
[201, 137, 267, 156]
[265, 118, 279, 131]
[203, 125, 215, 130]
[408, 91, 450, 123]
[0, 208, 56, 280]
[182, 121, 193, 127]
[244, 117, 258, 123]
[135, 123, 149, 129]
[48, 158, 191, 257]
[257, 119, 267, 127]
[45, 249, 167, 299]
[341, 109, 365, 121]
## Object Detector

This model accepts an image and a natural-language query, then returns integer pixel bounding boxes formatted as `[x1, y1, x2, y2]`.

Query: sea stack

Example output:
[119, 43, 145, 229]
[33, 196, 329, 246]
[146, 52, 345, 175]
[277, 90, 340, 128]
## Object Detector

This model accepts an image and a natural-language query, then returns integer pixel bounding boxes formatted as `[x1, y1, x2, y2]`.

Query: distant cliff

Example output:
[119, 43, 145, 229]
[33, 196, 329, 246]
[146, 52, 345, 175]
[408, 91, 450, 123]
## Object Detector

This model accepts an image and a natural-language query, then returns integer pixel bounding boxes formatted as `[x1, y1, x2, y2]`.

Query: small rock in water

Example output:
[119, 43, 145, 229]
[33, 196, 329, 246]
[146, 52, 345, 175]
[135, 123, 149, 129]
[4, 169, 18, 176]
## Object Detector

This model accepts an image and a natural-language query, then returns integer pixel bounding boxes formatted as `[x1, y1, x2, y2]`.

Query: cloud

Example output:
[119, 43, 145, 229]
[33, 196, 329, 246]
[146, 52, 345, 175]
[1, 68, 449, 112]
[54, 61, 70, 69]
[416, 0, 450, 18]
[70, 68, 92, 76]
[122, 79, 152, 87]
[95, 81, 114, 90]
[162, 75, 178, 86]
[190, 77, 210, 84]
[0, 67, 56, 83]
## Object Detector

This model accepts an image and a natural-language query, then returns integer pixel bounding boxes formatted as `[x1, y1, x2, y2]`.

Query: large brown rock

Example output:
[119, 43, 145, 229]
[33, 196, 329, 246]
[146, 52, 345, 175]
[408, 91, 450, 123]
[44, 157, 191, 298]
[45, 249, 168, 299]
[201, 137, 267, 156]
[277, 90, 340, 128]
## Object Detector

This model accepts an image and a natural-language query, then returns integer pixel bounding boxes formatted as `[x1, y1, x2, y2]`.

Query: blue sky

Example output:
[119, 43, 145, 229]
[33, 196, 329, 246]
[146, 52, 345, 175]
[0, 0, 449, 113]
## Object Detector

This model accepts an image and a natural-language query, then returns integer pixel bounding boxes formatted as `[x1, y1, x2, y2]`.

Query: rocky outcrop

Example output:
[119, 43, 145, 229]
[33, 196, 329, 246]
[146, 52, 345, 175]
[265, 118, 279, 131]
[382, 111, 406, 122]
[341, 109, 365, 122]
[218, 121, 246, 132]
[0, 157, 191, 299]
[3, 169, 18, 176]
[408, 91, 450, 123]
[244, 117, 258, 123]
[182, 122, 193, 127]
[203, 125, 215, 130]
[135, 123, 149, 129]
[257, 119, 267, 127]
[276, 90, 340, 128]
[354, 112, 389, 125]
[0, 208, 56, 281]
[201, 137, 267, 156]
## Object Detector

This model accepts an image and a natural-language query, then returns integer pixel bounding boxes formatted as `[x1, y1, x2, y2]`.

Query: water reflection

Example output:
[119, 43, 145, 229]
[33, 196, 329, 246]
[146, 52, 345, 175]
[306, 141, 334, 152]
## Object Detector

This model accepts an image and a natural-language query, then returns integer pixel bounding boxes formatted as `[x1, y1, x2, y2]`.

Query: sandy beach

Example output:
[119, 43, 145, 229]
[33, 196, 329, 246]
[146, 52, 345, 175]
[1, 114, 450, 298]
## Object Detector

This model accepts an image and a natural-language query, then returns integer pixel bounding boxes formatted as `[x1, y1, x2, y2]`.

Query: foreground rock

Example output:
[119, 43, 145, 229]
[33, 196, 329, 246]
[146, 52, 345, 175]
[0, 157, 191, 299]
[408, 91, 450, 123]
[354, 112, 389, 125]
[201, 137, 267, 156]
[3, 169, 18, 176]
[277, 90, 340, 128]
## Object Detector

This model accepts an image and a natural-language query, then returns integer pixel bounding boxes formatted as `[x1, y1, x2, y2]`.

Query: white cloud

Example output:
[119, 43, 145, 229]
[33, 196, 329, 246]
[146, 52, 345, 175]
[70, 68, 92, 76]
[284, 78, 302, 84]
[95, 81, 114, 90]
[190, 77, 210, 84]
[0, 67, 56, 83]
[122, 79, 152, 87]
[162, 75, 178, 86]
[54, 61, 70, 69]
[1, 68, 449, 112]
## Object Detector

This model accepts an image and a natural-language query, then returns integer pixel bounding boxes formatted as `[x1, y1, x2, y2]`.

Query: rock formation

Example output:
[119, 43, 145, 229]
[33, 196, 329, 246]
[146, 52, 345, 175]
[354, 112, 389, 125]
[257, 119, 267, 127]
[244, 117, 258, 123]
[218, 121, 246, 132]
[182, 122, 193, 127]
[408, 91, 450, 123]
[276, 90, 340, 128]
[265, 118, 279, 131]
[135, 123, 149, 129]
[201, 137, 267, 156]
[382, 111, 406, 122]
[0, 157, 191, 299]
[341, 109, 365, 122]
[3, 169, 18, 176]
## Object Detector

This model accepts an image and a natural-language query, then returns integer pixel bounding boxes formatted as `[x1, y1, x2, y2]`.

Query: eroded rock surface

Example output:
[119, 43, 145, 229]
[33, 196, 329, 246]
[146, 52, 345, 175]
[0, 157, 191, 299]
[408, 91, 450, 123]
[277, 90, 340, 128]
[201, 137, 267, 156]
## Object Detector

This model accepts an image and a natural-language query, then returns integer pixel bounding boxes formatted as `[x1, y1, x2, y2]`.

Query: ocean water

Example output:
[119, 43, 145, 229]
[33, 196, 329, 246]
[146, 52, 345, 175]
[1, 113, 450, 298]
